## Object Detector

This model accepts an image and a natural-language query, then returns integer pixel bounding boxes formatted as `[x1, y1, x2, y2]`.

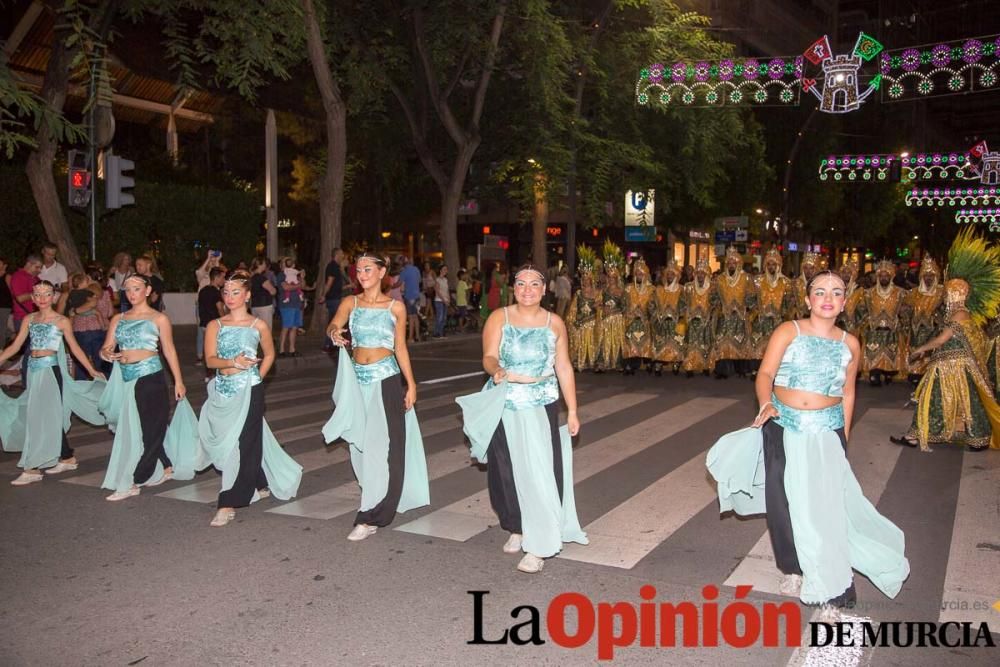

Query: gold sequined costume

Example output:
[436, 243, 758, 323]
[649, 261, 685, 369]
[751, 248, 790, 359]
[624, 259, 654, 369]
[597, 241, 626, 371]
[836, 260, 864, 339]
[858, 261, 909, 380]
[567, 246, 600, 371]
[681, 260, 715, 374]
[904, 256, 945, 377]
[789, 252, 821, 320]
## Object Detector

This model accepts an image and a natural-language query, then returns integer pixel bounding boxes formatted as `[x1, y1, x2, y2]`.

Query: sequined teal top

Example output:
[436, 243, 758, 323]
[489, 308, 558, 410]
[774, 322, 852, 397]
[349, 299, 396, 350]
[214, 320, 262, 398]
[28, 320, 61, 370]
[115, 317, 162, 381]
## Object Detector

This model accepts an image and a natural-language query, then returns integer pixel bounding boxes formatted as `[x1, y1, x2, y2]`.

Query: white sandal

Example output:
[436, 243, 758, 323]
[210, 509, 236, 527]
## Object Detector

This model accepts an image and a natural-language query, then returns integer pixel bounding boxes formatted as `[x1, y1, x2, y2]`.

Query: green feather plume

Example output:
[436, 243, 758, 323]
[945, 227, 1000, 324]
[577, 244, 597, 274]
[602, 240, 624, 272]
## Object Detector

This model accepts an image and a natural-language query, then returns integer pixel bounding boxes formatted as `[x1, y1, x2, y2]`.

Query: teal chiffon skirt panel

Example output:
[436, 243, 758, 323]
[783, 430, 909, 603]
[705, 427, 766, 516]
[100, 363, 206, 492]
[707, 425, 909, 604]
[322, 347, 430, 513]
[199, 377, 302, 502]
[456, 381, 588, 558]
[0, 346, 105, 469]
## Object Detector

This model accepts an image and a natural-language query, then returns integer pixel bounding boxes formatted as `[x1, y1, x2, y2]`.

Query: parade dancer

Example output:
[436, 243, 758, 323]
[456, 264, 587, 573]
[750, 248, 791, 376]
[649, 259, 685, 376]
[200, 270, 302, 527]
[681, 259, 714, 377]
[323, 252, 430, 540]
[988, 315, 1000, 395]
[566, 246, 600, 372]
[623, 257, 654, 375]
[789, 252, 820, 320]
[836, 259, 864, 339]
[858, 260, 910, 386]
[891, 231, 1000, 452]
[712, 246, 755, 379]
[903, 256, 945, 383]
[98, 274, 202, 501]
[0, 281, 106, 485]
[707, 270, 909, 617]
[595, 241, 626, 373]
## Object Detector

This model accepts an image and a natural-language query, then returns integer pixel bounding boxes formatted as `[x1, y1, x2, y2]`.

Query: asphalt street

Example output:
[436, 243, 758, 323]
[1, 327, 997, 666]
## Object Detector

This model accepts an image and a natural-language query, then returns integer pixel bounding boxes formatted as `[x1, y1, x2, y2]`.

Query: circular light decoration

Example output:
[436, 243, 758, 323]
[779, 89, 795, 103]
[705, 90, 719, 104]
[931, 44, 951, 67]
[753, 89, 767, 103]
[888, 82, 904, 98]
[962, 39, 983, 64]
[982, 71, 997, 87]
[682, 91, 695, 105]
[948, 75, 965, 91]
[729, 90, 743, 104]
[918, 79, 934, 95]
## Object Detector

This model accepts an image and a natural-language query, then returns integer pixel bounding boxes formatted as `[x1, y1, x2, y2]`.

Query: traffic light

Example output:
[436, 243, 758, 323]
[67, 149, 92, 208]
[105, 154, 135, 209]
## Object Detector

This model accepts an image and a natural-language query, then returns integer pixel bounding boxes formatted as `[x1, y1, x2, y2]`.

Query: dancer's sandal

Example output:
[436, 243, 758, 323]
[210, 508, 236, 527]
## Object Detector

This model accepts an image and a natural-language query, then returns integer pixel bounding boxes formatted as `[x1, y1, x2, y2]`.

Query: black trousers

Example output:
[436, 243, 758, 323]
[133, 370, 172, 485]
[218, 384, 268, 509]
[762, 419, 855, 606]
[355, 375, 408, 527]
[48, 366, 73, 461]
[486, 402, 563, 534]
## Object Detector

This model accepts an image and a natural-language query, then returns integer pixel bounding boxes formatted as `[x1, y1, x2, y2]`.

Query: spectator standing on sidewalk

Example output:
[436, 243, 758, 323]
[553, 266, 572, 319]
[399, 255, 423, 344]
[250, 257, 277, 327]
[322, 248, 350, 351]
[456, 269, 471, 332]
[38, 242, 68, 293]
[433, 265, 451, 338]
[0, 258, 12, 344]
[195, 250, 224, 290]
[198, 268, 226, 375]
[123, 256, 165, 313]
[10, 255, 42, 386]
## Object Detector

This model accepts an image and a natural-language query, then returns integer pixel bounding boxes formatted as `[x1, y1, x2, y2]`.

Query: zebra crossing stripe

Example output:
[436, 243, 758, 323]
[938, 448, 1000, 625]
[267, 392, 656, 520]
[394, 397, 738, 542]
[723, 408, 910, 595]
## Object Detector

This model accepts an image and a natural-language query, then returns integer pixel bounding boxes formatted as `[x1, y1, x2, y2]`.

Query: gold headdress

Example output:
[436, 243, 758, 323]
[725, 246, 742, 264]
[633, 256, 649, 280]
[840, 258, 859, 280]
[801, 252, 819, 268]
[602, 240, 624, 275]
[920, 255, 940, 277]
[695, 257, 709, 273]
[875, 259, 895, 275]
[577, 245, 597, 276]
[764, 247, 782, 263]
[943, 227, 1000, 324]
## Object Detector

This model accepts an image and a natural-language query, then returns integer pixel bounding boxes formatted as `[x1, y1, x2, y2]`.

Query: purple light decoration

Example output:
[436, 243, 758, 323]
[931, 44, 951, 67]
[743, 59, 759, 80]
[718, 59, 734, 81]
[901, 48, 921, 72]
[649, 63, 664, 83]
[694, 62, 710, 82]
[671, 62, 686, 83]
[962, 39, 983, 64]
[879, 52, 891, 75]
[767, 58, 785, 80]
[794, 56, 804, 77]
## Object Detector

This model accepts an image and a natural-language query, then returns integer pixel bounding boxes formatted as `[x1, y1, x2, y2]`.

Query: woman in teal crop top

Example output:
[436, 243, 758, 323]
[0, 280, 106, 486]
[455, 264, 587, 574]
[707, 271, 909, 616]
[97, 274, 198, 501]
[200, 270, 302, 527]
[323, 252, 429, 541]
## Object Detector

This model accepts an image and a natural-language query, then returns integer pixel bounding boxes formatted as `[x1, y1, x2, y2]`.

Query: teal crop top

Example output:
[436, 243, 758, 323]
[115, 318, 160, 352]
[29, 320, 62, 352]
[489, 308, 559, 410]
[773, 321, 852, 397]
[215, 320, 262, 397]
[349, 298, 396, 350]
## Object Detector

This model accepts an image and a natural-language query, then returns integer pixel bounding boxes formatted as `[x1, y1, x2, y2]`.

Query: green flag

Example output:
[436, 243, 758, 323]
[853, 32, 884, 62]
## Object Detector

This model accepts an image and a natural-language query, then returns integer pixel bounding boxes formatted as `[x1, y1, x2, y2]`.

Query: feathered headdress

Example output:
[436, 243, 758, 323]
[602, 240, 625, 275]
[577, 245, 597, 276]
[944, 227, 1000, 324]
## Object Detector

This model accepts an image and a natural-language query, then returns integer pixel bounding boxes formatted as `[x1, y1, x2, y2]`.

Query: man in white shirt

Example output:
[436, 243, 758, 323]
[38, 242, 68, 291]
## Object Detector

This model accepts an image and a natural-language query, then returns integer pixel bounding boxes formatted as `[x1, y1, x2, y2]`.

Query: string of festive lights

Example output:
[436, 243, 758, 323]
[905, 186, 1000, 207]
[880, 35, 1000, 101]
[817, 152, 977, 182]
[955, 208, 999, 223]
[636, 57, 803, 107]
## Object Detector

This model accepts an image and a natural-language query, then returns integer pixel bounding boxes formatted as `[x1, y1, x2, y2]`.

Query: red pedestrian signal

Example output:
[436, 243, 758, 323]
[67, 150, 92, 208]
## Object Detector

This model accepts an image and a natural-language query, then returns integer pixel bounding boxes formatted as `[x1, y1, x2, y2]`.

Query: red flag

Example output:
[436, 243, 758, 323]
[803, 35, 833, 65]
[969, 140, 989, 158]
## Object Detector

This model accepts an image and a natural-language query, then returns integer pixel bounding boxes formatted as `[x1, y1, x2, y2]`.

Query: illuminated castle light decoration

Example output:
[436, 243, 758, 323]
[977, 151, 1000, 185]
[802, 33, 883, 114]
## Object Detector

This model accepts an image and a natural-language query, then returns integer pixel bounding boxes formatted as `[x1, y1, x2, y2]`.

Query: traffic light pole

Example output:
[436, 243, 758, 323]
[88, 59, 97, 261]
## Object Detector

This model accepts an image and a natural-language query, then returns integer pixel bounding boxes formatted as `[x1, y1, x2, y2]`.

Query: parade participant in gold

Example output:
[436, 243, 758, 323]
[681, 258, 715, 377]
[891, 230, 1000, 452]
[649, 260, 685, 376]
[595, 241, 626, 373]
[836, 259, 864, 339]
[858, 260, 910, 386]
[987, 315, 1000, 394]
[712, 246, 755, 379]
[566, 246, 600, 372]
[904, 256, 945, 382]
[790, 252, 820, 320]
[623, 256, 654, 375]
[751, 248, 791, 371]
